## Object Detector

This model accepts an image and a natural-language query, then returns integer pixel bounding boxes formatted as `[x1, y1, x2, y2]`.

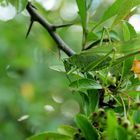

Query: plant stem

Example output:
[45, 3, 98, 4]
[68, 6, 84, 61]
[26, 2, 75, 57]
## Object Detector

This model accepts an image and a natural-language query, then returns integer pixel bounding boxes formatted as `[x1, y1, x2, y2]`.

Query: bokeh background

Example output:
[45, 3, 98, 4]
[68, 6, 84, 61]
[0, 0, 140, 139]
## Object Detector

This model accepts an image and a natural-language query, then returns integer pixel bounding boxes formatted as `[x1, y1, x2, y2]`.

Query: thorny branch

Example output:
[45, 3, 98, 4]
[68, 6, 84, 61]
[26, 2, 75, 57]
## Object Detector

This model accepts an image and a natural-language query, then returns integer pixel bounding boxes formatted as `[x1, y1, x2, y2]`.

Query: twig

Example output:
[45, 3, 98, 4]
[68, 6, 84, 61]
[26, 2, 75, 57]
[84, 38, 113, 50]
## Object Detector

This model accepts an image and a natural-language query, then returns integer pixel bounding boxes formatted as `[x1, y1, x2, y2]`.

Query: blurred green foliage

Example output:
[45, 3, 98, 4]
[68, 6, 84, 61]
[1, 0, 140, 140]
[0, 1, 82, 139]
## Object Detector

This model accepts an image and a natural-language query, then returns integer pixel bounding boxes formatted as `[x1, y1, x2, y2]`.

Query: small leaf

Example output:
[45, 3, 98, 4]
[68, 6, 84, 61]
[88, 90, 99, 113]
[122, 21, 131, 41]
[26, 132, 72, 140]
[57, 125, 76, 137]
[80, 92, 90, 116]
[69, 78, 102, 91]
[122, 21, 137, 41]
[107, 111, 117, 140]
[75, 114, 99, 140]
[76, 0, 87, 29]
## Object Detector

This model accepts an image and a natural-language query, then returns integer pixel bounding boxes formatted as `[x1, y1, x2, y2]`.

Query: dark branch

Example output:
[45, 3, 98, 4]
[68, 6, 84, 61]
[26, 2, 75, 57]
[84, 38, 114, 50]
[26, 18, 34, 38]
[52, 23, 74, 31]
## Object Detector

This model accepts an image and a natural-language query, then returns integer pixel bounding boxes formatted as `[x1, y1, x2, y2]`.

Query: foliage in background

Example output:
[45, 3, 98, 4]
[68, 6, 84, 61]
[0, 0, 140, 140]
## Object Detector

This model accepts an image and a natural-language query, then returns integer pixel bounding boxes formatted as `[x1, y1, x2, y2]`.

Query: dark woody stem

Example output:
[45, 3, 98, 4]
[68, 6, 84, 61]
[26, 2, 75, 57]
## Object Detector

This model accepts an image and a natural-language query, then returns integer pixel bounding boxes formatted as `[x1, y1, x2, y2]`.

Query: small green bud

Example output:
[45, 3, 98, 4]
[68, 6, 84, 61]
[122, 120, 130, 128]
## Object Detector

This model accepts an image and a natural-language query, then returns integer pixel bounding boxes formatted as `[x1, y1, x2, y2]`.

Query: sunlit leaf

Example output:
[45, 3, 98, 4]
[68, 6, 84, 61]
[69, 78, 102, 91]
[75, 114, 99, 140]
[57, 125, 76, 137]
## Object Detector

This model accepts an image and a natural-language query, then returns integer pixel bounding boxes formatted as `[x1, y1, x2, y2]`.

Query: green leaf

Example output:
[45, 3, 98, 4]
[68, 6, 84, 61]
[87, 32, 99, 43]
[9, 0, 28, 13]
[80, 92, 90, 116]
[133, 110, 140, 123]
[57, 125, 76, 137]
[112, 0, 140, 27]
[88, 90, 99, 113]
[107, 111, 117, 140]
[95, 0, 123, 28]
[26, 132, 72, 140]
[122, 21, 137, 41]
[69, 78, 102, 91]
[49, 65, 66, 73]
[76, 0, 87, 29]
[122, 57, 134, 78]
[116, 126, 128, 140]
[122, 21, 131, 41]
[75, 114, 99, 140]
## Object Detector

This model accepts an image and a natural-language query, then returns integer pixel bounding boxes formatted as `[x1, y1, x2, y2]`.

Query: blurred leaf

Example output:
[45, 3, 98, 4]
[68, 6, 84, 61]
[69, 78, 102, 91]
[75, 114, 99, 140]
[133, 110, 140, 123]
[26, 132, 72, 140]
[116, 126, 128, 140]
[88, 0, 102, 15]
[9, 0, 28, 13]
[95, 0, 123, 28]
[107, 111, 117, 140]
[57, 125, 76, 137]
[87, 32, 99, 42]
[49, 65, 65, 73]
[112, 0, 140, 27]
[122, 21, 137, 41]
[76, 0, 87, 29]
[127, 91, 140, 97]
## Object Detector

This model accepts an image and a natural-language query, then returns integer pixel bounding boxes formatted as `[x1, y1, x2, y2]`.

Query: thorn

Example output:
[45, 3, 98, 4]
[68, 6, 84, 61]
[31, 4, 38, 10]
[53, 23, 74, 30]
[26, 18, 34, 38]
